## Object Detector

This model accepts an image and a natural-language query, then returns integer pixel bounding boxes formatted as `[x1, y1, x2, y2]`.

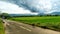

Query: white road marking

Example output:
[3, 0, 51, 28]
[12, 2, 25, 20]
[3, 20, 32, 32]
[20, 26, 26, 29]
[26, 29, 31, 31]
[3, 20, 10, 27]
[20, 26, 31, 32]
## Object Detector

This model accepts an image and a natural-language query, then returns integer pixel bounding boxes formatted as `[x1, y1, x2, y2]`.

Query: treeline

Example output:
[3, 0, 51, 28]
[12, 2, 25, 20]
[0, 13, 60, 18]
[12, 14, 60, 17]
[0, 13, 11, 19]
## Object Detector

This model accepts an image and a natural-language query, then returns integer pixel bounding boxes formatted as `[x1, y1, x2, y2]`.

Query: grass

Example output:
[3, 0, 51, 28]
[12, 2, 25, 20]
[0, 19, 4, 34]
[9, 16, 60, 31]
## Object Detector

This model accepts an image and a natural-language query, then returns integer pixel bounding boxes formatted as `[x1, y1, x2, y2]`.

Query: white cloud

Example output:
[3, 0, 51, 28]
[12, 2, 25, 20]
[33, 0, 60, 13]
[0, 1, 38, 15]
[30, 0, 52, 12]
[0, 0, 60, 15]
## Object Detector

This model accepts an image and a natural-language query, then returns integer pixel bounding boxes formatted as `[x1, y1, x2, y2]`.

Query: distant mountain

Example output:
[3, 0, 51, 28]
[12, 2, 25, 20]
[9, 12, 60, 16]
[38, 12, 60, 16]
[38, 13, 45, 15]
[50, 12, 60, 15]
[9, 14, 37, 16]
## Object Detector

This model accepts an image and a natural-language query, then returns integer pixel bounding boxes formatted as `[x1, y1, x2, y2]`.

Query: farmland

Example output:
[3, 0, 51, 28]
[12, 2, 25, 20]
[0, 19, 4, 34]
[9, 16, 60, 31]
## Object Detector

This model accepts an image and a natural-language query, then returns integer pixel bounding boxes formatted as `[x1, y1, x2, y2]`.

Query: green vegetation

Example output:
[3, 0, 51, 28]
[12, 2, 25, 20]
[10, 16, 60, 31]
[0, 13, 11, 19]
[0, 19, 4, 34]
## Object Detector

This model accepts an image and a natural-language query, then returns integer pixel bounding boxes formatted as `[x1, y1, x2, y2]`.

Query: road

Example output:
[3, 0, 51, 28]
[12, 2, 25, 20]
[3, 19, 60, 34]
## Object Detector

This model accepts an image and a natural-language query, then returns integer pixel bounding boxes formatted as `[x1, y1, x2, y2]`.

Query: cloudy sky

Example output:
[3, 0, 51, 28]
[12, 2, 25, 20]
[0, 1, 38, 15]
[0, 0, 60, 14]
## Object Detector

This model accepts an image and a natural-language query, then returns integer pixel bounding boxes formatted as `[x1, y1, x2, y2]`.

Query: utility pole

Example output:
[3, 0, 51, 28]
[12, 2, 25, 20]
[0, 11, 2, 17]
[0, 9, 2, 15]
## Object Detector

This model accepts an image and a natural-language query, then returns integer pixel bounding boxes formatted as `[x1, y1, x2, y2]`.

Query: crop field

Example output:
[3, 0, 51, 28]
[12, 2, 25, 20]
[0, 19, 4, 34]
[10, 16, 60, 31]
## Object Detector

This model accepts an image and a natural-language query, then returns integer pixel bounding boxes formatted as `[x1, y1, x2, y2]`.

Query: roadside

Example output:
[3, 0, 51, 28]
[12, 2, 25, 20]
[3, 19, 60, 34]
[0, 19, 5, 34]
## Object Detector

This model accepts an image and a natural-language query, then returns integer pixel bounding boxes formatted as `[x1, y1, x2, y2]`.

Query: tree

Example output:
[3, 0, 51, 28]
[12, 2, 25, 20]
[0, 11, 2, 17]
[1, 13, 10, 19]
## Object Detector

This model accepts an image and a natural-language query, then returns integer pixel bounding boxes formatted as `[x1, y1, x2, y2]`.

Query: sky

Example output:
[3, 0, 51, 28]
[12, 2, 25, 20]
[0, 1, 38, 15]
[0, 0, 60, 14]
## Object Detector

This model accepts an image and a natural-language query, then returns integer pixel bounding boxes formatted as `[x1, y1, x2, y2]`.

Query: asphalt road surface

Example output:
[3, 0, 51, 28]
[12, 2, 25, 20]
[3, 19, 60, 34]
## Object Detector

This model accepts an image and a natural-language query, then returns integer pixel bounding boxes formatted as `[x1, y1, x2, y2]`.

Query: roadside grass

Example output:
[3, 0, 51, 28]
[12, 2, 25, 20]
[0, 19, 5, 34]
[9, 16, 60, 31]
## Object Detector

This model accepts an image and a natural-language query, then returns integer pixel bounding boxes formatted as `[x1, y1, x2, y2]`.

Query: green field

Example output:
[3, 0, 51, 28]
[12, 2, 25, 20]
[0, 19, 4, 34]
[10, 16, 60, 31]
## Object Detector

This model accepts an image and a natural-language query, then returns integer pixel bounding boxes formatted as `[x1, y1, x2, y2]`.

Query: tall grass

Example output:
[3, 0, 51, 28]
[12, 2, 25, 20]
[10, 16, 60, 31]
[0, 19, 4, 34]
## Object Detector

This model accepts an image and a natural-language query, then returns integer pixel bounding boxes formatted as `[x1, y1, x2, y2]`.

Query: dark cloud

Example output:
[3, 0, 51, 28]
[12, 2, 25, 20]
[1, 0, 60, 14]
[0, 0, 39, 12]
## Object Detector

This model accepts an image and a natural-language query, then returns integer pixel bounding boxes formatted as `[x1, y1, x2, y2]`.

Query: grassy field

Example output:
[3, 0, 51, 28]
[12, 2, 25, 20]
[10, 16, 60, 31]
[0, 19, 4, 34]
